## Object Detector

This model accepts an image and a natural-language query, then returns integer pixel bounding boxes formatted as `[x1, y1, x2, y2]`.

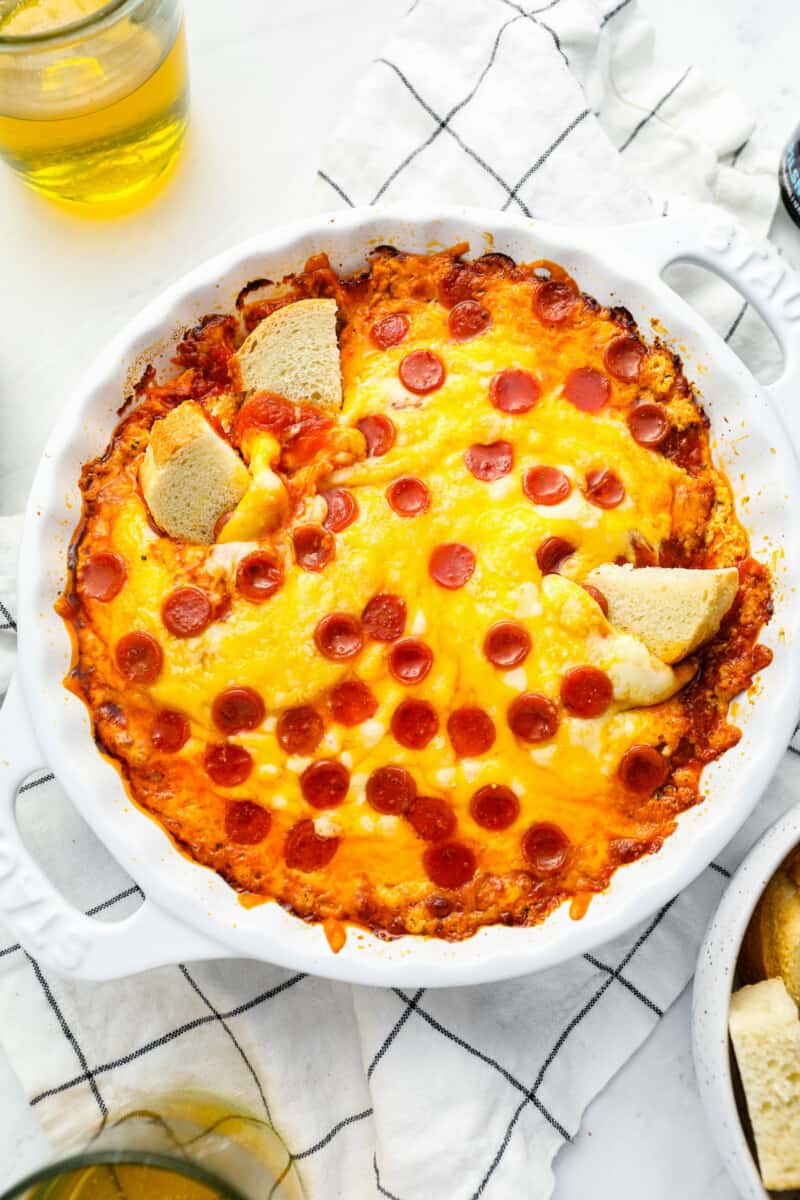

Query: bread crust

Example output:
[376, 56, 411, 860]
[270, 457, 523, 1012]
[146, 401, 210, 467]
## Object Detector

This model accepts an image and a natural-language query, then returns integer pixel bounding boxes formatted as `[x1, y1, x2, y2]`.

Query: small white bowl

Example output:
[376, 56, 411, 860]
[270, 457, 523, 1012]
[692, 800, 800, 1199]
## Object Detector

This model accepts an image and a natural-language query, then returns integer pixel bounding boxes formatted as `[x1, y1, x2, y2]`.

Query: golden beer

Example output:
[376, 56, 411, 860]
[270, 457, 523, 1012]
[0, 0, 189, 207]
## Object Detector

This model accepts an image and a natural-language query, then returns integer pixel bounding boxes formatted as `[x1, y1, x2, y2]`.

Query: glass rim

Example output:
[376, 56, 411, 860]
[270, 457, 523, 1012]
[0, 1148, 252, 1200]
[0, 0, 149, 49]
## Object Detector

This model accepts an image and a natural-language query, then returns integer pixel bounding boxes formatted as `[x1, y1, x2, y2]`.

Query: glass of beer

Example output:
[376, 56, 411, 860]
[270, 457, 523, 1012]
[0, 1092, 302, 1200]
[0, 0, 189, 207]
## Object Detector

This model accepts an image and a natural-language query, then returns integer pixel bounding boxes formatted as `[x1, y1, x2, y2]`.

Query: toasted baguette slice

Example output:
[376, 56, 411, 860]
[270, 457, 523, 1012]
[583, 563, 738, 664]
[140, 403, 249, 544]
[741, 862, 800, 1006]
[231, 298, 342, 408]
[729, 978, 800, 1190]
[545, 575, 694, 708]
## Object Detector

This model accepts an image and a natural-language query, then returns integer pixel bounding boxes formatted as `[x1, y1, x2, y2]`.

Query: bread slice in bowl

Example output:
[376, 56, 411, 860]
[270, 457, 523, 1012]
[231, 297, 342, 409]
[741, 856, 800, 1007]
[584, 563, 739, 664]
[140, 402, 249, 544]
[729, 978, 800, 1191]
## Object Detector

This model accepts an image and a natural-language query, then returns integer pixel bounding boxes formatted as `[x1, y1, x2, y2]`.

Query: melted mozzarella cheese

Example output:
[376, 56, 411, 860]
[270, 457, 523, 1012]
[219, 433, 287, 542]
[98, 268, 696, 902]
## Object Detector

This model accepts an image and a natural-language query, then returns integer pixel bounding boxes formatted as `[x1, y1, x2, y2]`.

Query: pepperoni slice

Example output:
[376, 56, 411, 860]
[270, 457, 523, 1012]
[314, 613, 363, 660]
[162, 587, 213, 638]
[204, 743, 253, 787]
[536, 536, 575, 576]
[429, 543, 476, 589]
[321, 487, 358, 533]
[564, 367, 610, 413]
[399, 350, 446, 395]
[489, 369, 540, 414]
[507, 693, 558, 743]
[371, 312, 410, 349]
[561, 666, 613, 717]
[225, 800, 271, 845]
[470, 784, 520, 831]
[389, 638, 434, 684]
[585, 467, 625, 509]
[386, 477, 431, 517]
[366, 765, 417, 815]
[581, 583, 609, 617]
[439, 263, 478, 307]
[276, 705, 324, 755]
[284, 818, 339, 871]
[300, 759, 350, 808]
[628, 403, 670, 448]
[448, 300, 491, 341]
[151, 709, 190, 753]
[407, 795, 456, 842]
[618, 745, 669, 794]
[534, 280, 577, 325]
[362, 593, 406, 642]
[233, 392, 295, 438]
[483, 621, 532, 669]
[447, 707, 496, 757]
[605, 335, 645, 381]
[423, 843, 477, 889]
[329, 679, 378, 726]
[391, 699, 439, 749]
[115, 632, 163, 684]
[212, 687, 265, 735]
[293, 525, 335, 572]
[464, 440, 513, 481]
[522, 823, 570, 876]
[236, 552, 283, 602]
[357, 413, 396, 457]
[81, 552, 127, 602]
[523, 466, 572, 506]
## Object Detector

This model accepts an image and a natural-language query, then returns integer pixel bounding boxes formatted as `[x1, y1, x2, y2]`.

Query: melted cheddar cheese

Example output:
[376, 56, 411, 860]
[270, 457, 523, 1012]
[60, 248, 772, 942]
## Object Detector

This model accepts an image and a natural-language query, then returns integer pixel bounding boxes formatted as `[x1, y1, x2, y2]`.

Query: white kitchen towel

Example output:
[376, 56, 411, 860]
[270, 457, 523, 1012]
[0, 2, 794, 1199]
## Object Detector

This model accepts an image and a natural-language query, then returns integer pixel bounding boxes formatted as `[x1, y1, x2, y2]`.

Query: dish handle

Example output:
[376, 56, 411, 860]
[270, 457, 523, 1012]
[0, 675, 230, 980]
[611, 205, 800, 456]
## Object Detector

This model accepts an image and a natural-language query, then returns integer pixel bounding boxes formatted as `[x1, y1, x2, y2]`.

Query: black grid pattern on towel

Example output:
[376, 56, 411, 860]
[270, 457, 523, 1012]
[0, 3, 766, 1193]
[316, 0, 693, 217]
[317, 0, 602, 216]
[1, 763, 735, 1197]
[0, 598, 16, 632]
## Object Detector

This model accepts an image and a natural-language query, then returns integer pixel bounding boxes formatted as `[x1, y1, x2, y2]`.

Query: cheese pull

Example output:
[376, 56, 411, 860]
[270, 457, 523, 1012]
[216, 432, 288, 543]
[584, 563, 739, 664]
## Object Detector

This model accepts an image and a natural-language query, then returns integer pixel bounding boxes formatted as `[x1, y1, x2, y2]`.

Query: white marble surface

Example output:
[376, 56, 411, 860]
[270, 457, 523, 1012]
[1, 0, 799, 1194]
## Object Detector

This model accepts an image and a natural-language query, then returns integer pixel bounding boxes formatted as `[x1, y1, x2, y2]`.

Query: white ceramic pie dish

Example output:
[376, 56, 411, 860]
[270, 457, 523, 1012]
[693, 801, 800, 1199]
[1, 203, 800, 986]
